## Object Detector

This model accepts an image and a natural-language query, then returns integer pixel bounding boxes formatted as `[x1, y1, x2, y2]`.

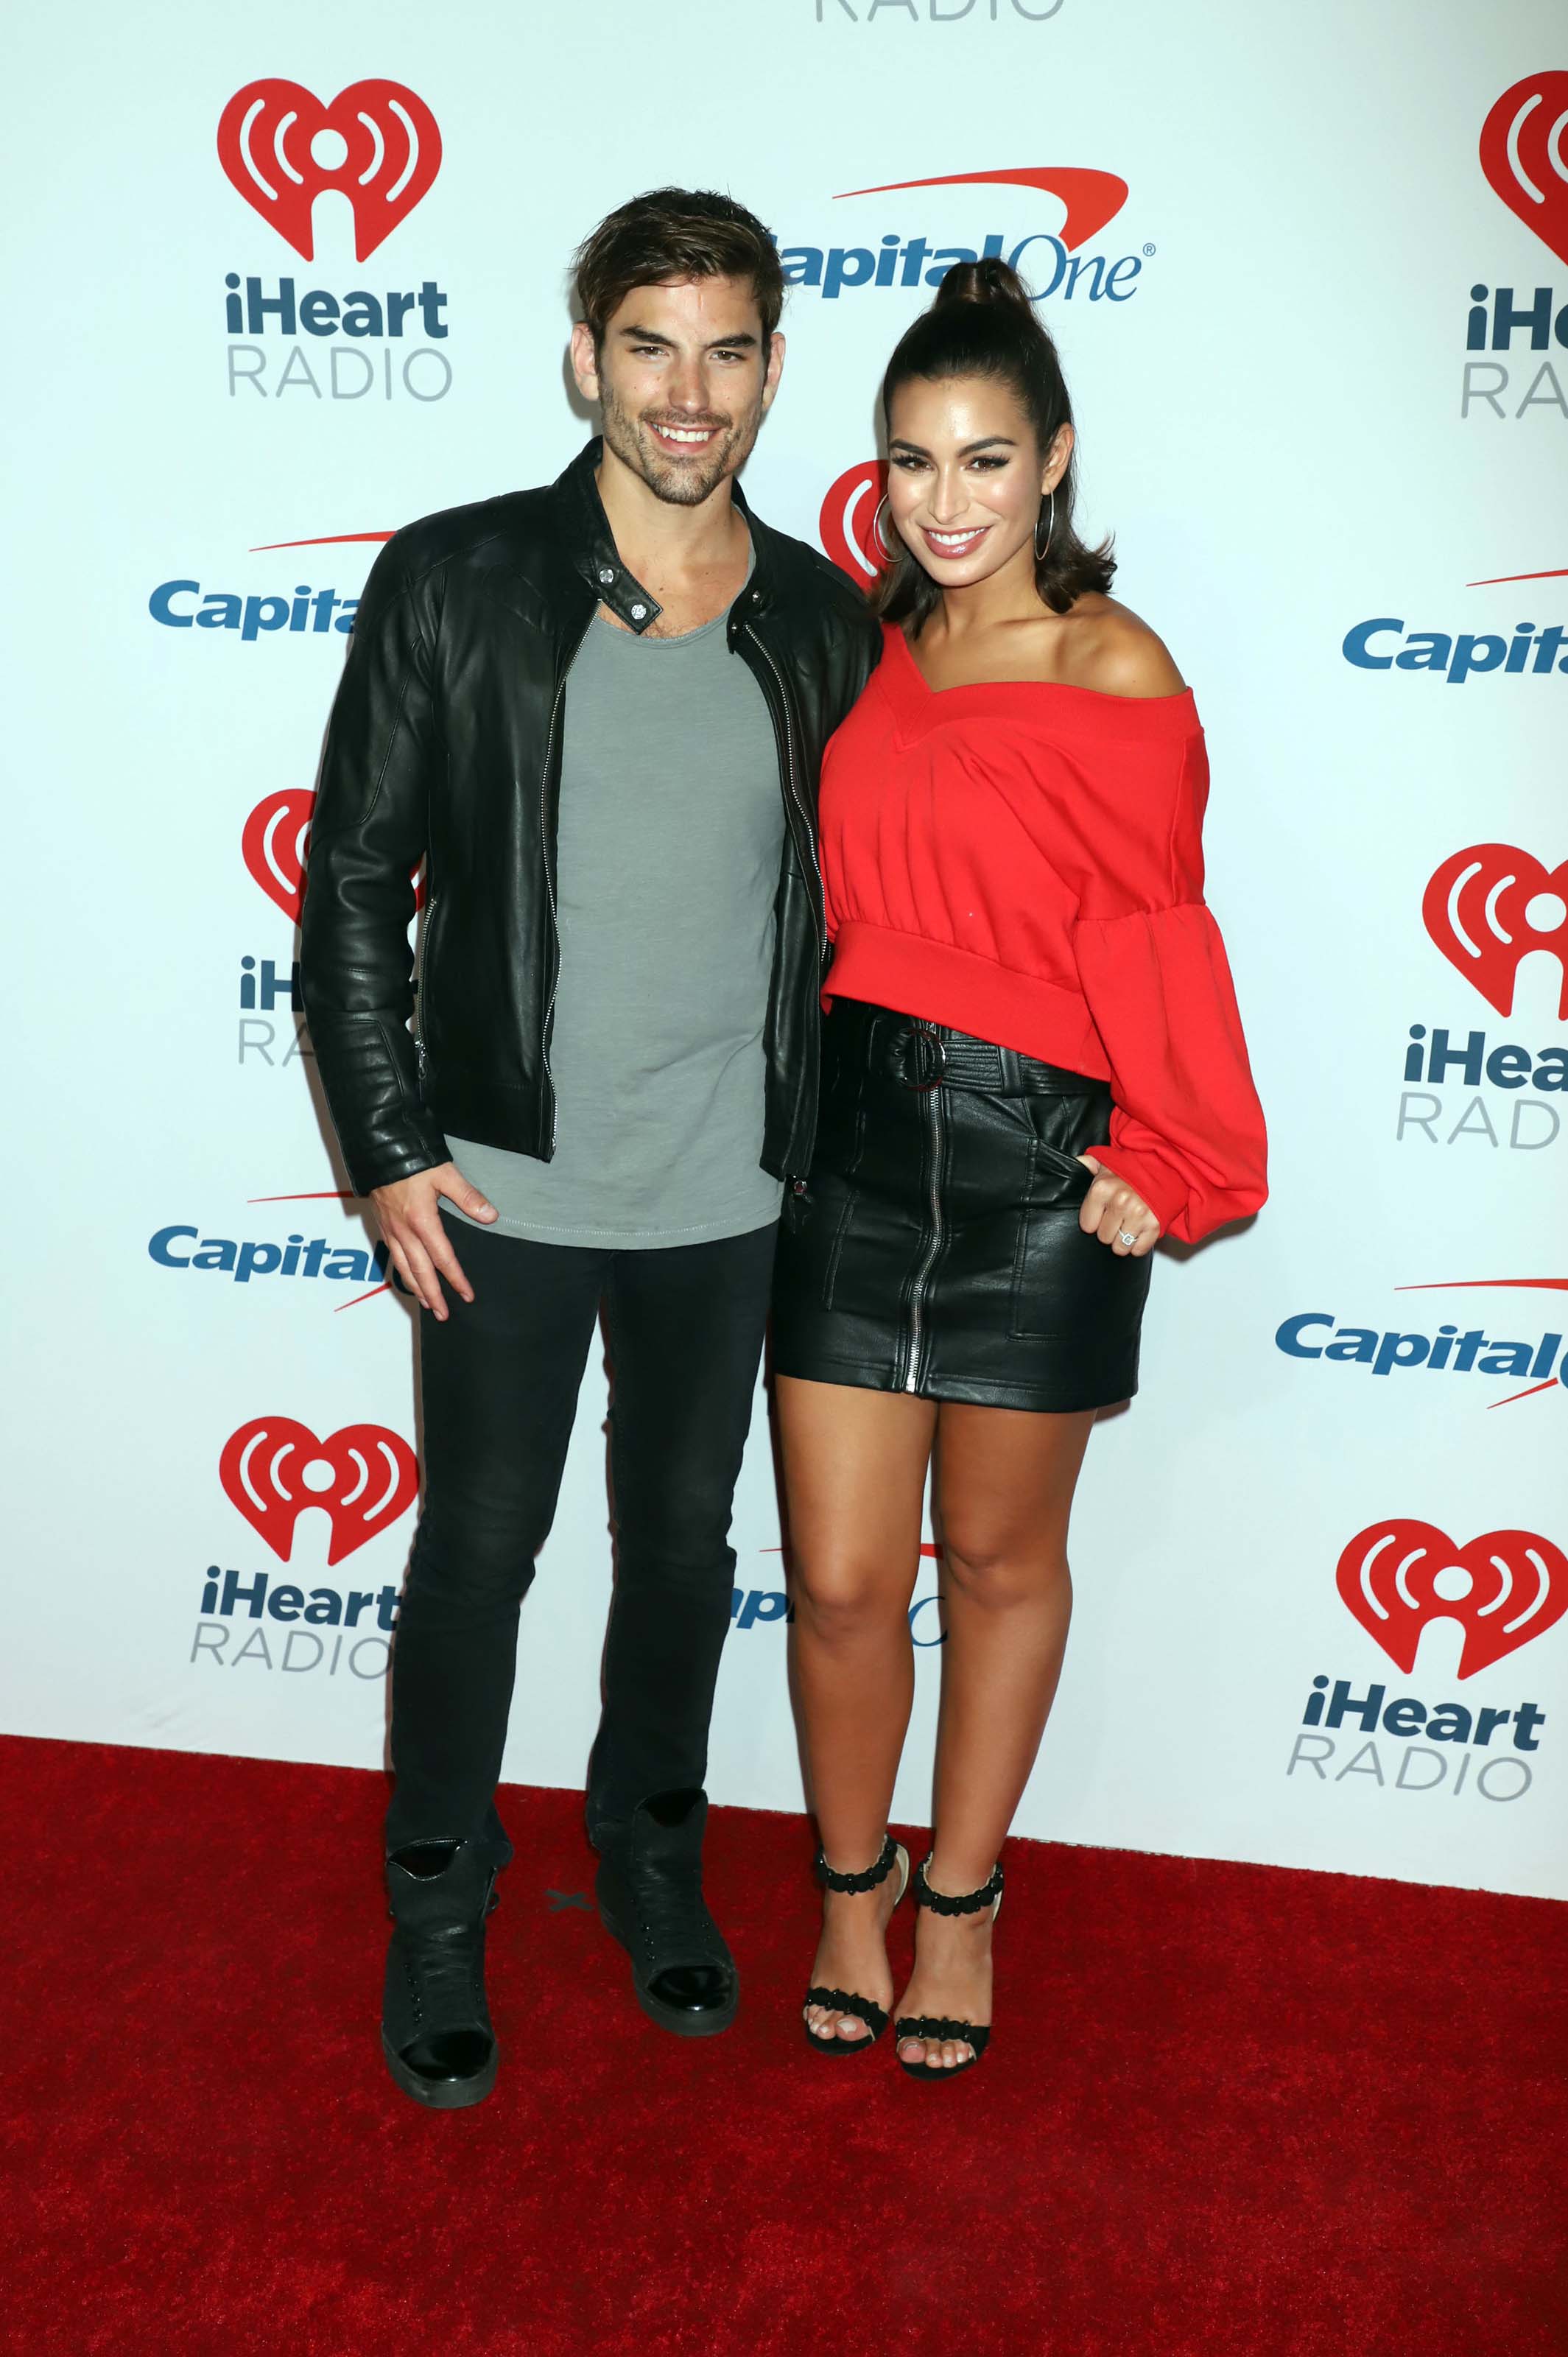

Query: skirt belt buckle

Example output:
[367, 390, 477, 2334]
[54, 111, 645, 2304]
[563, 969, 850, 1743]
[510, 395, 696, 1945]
[897, 1027, 947, 1091]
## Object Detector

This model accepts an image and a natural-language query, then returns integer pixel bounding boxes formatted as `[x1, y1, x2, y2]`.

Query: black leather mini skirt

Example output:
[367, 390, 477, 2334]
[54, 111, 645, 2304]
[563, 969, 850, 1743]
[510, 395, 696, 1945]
[772, 999, 1151, 1413]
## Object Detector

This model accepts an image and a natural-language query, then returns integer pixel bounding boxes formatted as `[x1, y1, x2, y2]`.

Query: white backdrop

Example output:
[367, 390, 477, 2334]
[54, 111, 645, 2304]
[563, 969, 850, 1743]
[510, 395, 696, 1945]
[6, 1, 1565, 1898]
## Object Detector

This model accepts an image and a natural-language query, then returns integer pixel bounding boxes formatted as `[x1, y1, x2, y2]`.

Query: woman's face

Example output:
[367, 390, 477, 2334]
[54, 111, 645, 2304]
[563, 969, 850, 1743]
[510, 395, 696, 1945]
[884, 373, 1071, 590]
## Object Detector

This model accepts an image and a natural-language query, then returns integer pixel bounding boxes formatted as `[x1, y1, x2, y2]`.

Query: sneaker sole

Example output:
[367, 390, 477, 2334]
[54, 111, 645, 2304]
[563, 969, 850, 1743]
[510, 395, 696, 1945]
[381, 2030, 499, 2110]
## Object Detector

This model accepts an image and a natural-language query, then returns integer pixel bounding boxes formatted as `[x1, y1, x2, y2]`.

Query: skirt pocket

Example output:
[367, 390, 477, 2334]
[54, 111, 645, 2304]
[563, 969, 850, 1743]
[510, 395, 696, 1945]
[1008, 1116, 1148, 1344]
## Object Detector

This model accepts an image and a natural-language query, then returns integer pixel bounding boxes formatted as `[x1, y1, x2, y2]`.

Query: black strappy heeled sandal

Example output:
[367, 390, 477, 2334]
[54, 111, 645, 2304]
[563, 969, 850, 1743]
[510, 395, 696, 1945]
[802, 1832, 910, 2056]
[894, 1855, 1005, 2082]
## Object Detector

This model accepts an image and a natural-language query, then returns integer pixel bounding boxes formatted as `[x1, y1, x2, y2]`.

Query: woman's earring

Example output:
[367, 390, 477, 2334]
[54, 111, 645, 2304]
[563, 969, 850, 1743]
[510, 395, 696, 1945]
[872, 493, 899, 564]
[1034, 488, 1055, 563]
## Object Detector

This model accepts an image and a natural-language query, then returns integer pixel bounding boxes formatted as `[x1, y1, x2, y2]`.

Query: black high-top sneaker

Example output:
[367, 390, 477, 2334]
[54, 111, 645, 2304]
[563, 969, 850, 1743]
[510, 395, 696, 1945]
[594, 1788, 737, 2037]
[381, 1836, 510, 2108]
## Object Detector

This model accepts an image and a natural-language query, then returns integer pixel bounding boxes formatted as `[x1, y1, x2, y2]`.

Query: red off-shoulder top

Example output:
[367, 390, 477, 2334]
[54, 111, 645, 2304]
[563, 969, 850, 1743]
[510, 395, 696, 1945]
[818, 622, 1268, 1244]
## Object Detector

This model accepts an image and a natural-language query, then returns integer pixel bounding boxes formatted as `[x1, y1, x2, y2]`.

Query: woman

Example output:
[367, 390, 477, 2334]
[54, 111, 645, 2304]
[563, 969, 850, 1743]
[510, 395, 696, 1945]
[772, 259, 1268, 2080]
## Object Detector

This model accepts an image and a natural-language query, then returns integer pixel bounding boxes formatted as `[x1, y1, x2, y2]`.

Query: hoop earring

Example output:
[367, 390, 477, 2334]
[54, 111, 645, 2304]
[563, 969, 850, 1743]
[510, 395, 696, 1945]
[871, 493, 899, 564]
[1034, 489, 1055, 563]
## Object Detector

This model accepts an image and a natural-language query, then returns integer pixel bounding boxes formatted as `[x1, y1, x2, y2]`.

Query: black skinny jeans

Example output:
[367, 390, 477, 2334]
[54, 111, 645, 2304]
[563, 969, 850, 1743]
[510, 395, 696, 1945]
[384, 1209, 777, 1857]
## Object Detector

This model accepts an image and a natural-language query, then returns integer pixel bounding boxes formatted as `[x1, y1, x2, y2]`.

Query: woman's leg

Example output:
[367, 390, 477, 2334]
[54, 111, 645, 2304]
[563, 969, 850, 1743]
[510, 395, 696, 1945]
[776, 1374, 937, 2042]
[895, 1400, 1094, 2069]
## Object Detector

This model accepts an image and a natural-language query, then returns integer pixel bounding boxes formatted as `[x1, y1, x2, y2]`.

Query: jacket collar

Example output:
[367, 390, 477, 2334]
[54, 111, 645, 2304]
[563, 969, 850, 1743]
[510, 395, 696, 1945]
[555, 436, 774, 634]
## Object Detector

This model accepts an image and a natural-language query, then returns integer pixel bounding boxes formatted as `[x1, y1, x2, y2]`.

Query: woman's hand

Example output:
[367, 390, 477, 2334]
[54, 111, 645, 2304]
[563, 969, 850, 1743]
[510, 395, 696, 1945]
[1075, 1156, 1160, 1257]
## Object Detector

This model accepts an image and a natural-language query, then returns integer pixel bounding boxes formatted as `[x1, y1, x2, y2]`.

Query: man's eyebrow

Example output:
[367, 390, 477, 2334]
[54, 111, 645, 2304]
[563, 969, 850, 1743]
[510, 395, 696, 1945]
[615, 323, 760, 350]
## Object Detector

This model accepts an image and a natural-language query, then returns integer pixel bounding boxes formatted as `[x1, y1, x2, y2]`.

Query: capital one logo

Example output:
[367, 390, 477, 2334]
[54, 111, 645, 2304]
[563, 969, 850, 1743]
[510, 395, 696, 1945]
[1337, 1520, 1567, 1679]
[1423, 844, 1568, 1018]
[217, 80, 441, 260]
[1480, 72, 1568, 267]
[820, 460, 891, 585]
[219, 1416, 418, 1564]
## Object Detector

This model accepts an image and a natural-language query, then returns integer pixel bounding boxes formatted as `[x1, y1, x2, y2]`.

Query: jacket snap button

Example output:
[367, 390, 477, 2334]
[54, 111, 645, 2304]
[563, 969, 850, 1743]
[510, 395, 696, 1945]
[598, 568, 614, 586]
[630, 603, 647, 620]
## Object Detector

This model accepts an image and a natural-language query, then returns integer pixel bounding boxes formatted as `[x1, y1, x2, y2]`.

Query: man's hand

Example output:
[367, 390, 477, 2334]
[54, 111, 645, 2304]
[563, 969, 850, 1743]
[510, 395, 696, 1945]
[1075, 1156, 1160, 1257]
[370, 1162, 499, 1319]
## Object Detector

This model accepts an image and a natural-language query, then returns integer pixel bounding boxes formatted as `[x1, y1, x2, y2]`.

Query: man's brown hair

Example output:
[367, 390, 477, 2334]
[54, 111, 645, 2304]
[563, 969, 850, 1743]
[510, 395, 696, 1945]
[573, 187, 785, 351]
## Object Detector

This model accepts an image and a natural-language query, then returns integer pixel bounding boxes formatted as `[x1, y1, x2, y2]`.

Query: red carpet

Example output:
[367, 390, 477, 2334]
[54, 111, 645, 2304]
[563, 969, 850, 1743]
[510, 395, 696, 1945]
[4, 1735, 1565, 2355]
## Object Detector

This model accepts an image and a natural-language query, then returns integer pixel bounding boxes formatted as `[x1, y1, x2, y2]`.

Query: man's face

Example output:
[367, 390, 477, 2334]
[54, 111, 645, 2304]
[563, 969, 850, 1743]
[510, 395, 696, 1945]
[571, 275, 784, 507]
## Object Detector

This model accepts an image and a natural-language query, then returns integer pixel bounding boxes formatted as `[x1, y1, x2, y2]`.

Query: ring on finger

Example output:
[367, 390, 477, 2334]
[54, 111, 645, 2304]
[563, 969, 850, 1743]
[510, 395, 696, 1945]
[1116, 1228, 1138, 1249]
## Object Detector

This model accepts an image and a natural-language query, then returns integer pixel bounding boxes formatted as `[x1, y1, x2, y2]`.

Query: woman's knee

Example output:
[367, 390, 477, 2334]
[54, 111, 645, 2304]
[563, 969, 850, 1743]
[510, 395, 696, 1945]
[790, 1550, 909, 1643]
[940, 1529, 1070, 1613]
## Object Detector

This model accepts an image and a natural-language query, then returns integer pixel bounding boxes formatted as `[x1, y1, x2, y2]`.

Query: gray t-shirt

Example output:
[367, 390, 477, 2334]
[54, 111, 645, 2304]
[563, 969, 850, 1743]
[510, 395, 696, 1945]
[446, 585, 786, 1248]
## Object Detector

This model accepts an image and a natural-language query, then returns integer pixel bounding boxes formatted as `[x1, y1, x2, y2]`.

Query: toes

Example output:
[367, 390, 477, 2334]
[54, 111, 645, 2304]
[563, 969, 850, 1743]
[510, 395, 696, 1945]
[807, 2006, 868, 2043]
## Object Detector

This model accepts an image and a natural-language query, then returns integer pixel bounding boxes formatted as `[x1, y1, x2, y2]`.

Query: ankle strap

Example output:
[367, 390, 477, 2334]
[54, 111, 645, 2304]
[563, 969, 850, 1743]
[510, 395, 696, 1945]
[912, 1855, 1004, 1914]
[815, 1832, 899, 1894]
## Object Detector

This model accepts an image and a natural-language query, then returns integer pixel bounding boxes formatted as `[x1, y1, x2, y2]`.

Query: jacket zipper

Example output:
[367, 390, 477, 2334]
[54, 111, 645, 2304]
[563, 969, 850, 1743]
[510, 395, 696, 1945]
[904, 1041, 945, 1394]
[414, 888, 437, 1073]
[744, 622, 825, 956]
[538, 618, 594, 1151]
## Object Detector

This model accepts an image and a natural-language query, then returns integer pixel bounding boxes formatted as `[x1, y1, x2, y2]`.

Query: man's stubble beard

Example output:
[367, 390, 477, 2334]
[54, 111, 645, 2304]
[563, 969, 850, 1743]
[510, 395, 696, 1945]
[598, 377, 764, 509]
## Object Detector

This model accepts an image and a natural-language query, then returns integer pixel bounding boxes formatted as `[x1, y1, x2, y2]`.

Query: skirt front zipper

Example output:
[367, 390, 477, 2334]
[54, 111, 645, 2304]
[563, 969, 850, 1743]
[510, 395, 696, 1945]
[902, 1028, 946, 1394]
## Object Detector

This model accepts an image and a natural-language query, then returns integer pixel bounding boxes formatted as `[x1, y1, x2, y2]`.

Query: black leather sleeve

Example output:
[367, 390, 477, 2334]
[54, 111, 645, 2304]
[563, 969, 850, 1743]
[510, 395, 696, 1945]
[814, 552, 883, 728]
[300, 540, 451, 1194]
[846, 601, 883, 710]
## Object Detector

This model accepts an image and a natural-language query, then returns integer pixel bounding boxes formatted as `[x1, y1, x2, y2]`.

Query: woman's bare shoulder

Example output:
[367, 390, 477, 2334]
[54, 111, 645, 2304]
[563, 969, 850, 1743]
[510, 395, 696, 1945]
[1059, 596, 1187, 698]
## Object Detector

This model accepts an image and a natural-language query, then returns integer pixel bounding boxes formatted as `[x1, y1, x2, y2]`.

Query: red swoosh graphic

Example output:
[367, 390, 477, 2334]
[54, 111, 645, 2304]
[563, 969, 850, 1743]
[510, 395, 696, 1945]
[1464, 568, 1568, 586]
[1490, 1379, 1561, 1409]
[1388, 1279, 1567, 1411]
[833, 167, 1127, 252]
[247, 1191, 360, 1204]
[247, 533, 396, 552]
[1395, 1278, 1568, 1293]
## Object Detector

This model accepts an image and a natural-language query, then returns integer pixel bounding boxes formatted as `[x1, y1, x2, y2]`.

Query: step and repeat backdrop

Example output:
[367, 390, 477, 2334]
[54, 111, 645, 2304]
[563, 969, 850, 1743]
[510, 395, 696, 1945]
[6, 1, 1564, 1898]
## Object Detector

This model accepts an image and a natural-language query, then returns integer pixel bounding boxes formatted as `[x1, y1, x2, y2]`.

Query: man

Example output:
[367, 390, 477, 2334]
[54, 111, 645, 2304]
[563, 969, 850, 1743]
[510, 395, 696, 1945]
[300, 189, 879, 2107]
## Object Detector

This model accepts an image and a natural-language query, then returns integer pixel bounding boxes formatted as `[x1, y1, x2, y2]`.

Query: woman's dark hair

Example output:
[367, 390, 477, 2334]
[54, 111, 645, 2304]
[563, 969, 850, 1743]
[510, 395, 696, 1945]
[573, 188, 785, 356]
[872, 256, 1114, 628]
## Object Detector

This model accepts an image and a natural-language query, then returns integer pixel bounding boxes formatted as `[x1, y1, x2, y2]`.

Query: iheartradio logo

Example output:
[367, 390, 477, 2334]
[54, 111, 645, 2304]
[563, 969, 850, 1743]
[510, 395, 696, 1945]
[217, 80, 441, 262]
[244, 790, 314, 924]
[1337, 1520, 1567, 1679]
[243, 789, 424, 925]
[820, 460, 891, 586]
[219, 1416, 418, 1564]
[1423, 844, 1568, 1019]
[1480, 72, 1568, 268]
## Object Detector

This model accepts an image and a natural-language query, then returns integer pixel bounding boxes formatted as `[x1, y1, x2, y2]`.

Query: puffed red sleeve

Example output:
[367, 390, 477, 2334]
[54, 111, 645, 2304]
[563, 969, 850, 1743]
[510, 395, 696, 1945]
[1071, 730, 1268, 1244]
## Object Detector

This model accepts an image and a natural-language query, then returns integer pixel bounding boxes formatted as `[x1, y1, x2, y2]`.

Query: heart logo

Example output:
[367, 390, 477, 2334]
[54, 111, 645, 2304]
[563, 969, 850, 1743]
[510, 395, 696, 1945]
[1421, 843, 1568, 1019]
[1337, 1519, 1568, 1679]
[243, 789, 314, 924]
[217, 80, 442, 262]
[242, 789, 425, 925]
[1479, 73, 1568, 269]
[819, 460, 891, 586]
[219, 1416, 419, 1565]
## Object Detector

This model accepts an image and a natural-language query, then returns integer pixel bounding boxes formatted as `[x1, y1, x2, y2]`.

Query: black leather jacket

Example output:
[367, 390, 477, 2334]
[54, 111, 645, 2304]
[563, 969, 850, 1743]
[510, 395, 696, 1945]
[300, 439, 881, 1196]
